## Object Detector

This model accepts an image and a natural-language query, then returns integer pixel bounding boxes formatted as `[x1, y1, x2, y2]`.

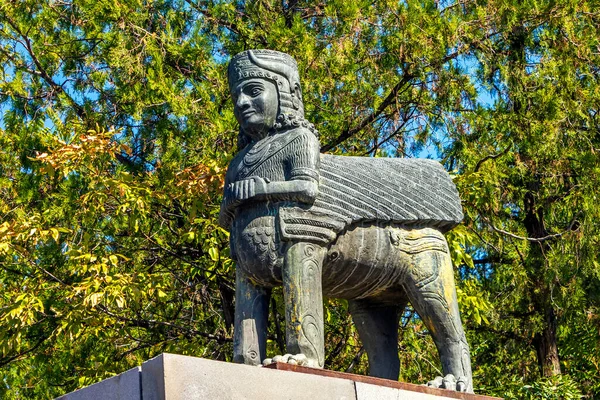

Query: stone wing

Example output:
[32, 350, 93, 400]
[311, 154, 463, 232]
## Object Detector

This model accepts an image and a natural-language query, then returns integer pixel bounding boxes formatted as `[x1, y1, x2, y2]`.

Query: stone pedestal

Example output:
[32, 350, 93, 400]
[56, 353, 501, 400]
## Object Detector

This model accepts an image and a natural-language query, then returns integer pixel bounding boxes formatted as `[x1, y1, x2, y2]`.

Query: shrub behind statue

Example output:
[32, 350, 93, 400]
[219, 49, 473, 393]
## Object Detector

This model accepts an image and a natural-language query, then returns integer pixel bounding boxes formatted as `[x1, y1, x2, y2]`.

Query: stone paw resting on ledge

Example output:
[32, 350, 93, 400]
[220, 49, 473, 393]
[427, 374, 471, 392]
[262, 353, 310, 367]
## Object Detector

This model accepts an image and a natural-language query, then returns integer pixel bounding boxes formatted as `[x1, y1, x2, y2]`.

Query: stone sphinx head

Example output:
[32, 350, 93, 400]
[228, 50, 306, 147]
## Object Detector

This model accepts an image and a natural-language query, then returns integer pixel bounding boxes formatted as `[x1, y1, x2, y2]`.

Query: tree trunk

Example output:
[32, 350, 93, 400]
[524, 191, 562, 377]
[534, 305, 562, 376]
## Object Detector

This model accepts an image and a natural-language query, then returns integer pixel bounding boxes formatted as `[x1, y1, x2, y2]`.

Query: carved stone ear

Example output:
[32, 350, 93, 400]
[294, 82, 302, 101]
[292, 82, 302, 109]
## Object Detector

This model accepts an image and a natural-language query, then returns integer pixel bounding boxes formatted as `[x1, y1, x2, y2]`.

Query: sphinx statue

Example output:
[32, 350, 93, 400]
[219, 49, 473, 392]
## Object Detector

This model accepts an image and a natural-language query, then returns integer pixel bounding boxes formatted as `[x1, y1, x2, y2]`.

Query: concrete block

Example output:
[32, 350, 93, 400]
[268, 363, 501, 400]
[56, 367, 141, 400]
[57, 355, 500, 400]
[356, 381, 440, 400]
[141, 353, 356, 400]
[355, 382, 401, 400]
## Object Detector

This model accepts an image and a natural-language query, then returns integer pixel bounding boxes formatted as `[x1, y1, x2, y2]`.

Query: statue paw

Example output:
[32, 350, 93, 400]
[426, 374, 470, 392]
[262, 353, 311, 367]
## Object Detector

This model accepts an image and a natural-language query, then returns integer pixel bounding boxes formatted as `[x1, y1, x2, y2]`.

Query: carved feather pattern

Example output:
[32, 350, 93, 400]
[313, 155, 463, 232]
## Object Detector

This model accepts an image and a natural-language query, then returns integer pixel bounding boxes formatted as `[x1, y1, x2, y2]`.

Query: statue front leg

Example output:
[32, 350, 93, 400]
[267, 242, 325, 368]
[233, 268, 270, 366]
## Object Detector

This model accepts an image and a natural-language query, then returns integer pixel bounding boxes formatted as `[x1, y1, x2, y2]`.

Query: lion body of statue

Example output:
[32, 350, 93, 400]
[219, 49, 473, 393]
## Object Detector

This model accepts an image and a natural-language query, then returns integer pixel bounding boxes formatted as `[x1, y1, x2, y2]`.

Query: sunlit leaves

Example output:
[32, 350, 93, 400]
[0, 120, 229, 397]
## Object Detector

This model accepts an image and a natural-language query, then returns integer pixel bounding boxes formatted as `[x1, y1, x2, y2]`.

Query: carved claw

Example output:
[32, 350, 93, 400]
[457, 377, 468, 392]
[248, 176, 268, 197]
[426, 374, 469, 392]
[226, 177, 268, 203]
[262, 353, 310, 367]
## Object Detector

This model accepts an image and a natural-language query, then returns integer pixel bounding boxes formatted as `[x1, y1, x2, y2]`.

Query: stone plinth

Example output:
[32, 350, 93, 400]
[56, 366, 141, 400]
[56, 353, 501, 400]
[265, 363, 500, 400]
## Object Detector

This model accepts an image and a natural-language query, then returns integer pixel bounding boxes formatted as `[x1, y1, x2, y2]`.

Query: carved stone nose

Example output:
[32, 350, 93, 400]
[236, 93, 250, 108]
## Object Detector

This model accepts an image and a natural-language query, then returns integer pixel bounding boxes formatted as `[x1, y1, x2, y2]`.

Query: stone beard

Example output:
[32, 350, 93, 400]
[219, 49, 474, 393]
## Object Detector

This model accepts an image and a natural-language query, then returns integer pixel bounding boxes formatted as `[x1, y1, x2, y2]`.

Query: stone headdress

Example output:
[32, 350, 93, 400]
[228, 49, 304, 119]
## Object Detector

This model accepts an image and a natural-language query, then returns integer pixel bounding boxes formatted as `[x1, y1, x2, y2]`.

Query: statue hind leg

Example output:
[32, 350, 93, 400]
[404, 249, 473, 392]
[349, 298, 406, 380]
[233, 268, 271, 365]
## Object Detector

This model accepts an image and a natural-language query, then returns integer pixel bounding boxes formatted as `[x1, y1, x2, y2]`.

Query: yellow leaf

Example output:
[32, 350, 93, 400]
[115, 297, 126, 308]
[208, 247, 219, 261]
[50, 228, 59, 242]
[87, 292, 104, 307]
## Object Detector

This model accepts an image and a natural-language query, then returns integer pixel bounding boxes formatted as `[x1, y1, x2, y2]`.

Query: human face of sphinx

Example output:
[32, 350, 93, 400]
[232, 78, 279, 141]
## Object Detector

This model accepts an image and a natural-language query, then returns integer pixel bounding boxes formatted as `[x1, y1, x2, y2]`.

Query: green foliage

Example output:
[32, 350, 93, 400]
[0, 126, 229, 398]
[1, 0, 599, 398]
[503, 374, 584, 400]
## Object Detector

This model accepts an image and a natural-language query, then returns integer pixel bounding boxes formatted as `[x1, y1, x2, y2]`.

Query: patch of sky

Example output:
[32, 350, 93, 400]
[525, 52, 542, 76]
[453, 53, 496, 109]
[414, 123, 446, 160]
[183, 79, 194, 93]
[400, 306, 420, 327]
[371, 111, 439, 160]
[212, 40, 228, 64]
[320, 17, 338, 39]
[459, 248, 494, 280]
[43, 116, 55, 131]
[0, 107, 6, 131]
[503, 202, 521, 219]
[61, 241, 69, 255]
[436, 0, 456, 10]
[529, 22, 548, 48]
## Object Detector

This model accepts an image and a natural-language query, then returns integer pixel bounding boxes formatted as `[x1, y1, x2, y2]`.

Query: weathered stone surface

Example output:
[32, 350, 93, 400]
[315, 154, 464, 234]
[356, 382, 436, 400]
[57, 354, 502, 400]
[141, 353, 356, 400]
[55, 367, 141, 400]
[266, 362, 502, 400]
[220, 48, 474, 393]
